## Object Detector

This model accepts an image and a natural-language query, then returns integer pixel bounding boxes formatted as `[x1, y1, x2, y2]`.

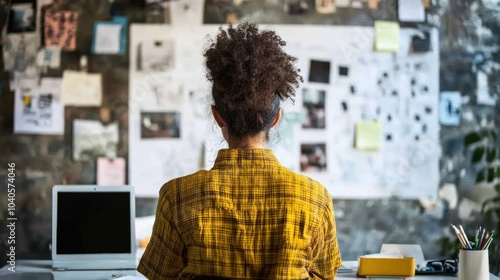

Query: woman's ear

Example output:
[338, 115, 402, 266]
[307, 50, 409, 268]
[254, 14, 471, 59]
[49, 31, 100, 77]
[211, 105, 226, 128]
[269, 108, 282, 129]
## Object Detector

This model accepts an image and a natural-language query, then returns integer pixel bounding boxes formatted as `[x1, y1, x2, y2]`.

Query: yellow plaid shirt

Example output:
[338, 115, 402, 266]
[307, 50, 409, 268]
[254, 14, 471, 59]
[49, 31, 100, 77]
[138, 149, 342, 280]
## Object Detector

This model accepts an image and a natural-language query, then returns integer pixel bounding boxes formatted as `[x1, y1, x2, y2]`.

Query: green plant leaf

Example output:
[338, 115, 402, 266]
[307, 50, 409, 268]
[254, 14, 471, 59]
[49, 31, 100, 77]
[495, 183, 500, 193]
[497, 167, 500, 178]
[486, 148, 497, 163]
[487, 168, 495, 183]
[464, 132, 482, 146]
[491, 130, 498, 141]
[472, 147, 485, 163]
[482, 196, 500, 213]
[476, 169, 486, 183]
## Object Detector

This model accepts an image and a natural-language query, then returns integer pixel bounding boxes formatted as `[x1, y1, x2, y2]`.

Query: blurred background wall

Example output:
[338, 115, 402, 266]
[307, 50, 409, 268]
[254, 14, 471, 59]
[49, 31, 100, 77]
[0, 0, 498, 274]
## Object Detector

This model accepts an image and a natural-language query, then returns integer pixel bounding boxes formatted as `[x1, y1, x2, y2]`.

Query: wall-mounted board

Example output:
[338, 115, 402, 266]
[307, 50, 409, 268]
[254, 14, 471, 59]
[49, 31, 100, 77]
[129, 24, 440, 200]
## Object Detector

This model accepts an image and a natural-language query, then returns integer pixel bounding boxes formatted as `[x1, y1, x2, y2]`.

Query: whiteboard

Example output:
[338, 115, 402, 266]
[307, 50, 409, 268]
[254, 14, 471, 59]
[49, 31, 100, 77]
[129, 24, 440, 199]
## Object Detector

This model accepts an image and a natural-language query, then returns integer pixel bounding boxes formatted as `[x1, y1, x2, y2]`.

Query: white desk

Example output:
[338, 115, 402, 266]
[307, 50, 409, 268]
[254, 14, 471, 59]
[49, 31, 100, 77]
[1, 260, 499, 280]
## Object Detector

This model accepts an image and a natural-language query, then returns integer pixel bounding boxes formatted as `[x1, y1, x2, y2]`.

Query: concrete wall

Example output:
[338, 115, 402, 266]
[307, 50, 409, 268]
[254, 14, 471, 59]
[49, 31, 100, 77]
[0, 0, 498, 274]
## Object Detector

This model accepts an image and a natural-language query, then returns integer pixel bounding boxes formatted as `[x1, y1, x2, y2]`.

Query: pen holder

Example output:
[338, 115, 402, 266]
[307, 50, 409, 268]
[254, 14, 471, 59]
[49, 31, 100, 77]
[458, 249, 489, 280]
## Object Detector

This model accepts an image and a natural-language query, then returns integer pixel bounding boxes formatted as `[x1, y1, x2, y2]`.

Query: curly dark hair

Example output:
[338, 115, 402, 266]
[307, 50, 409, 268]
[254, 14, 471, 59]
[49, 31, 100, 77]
[204, 22, 303, 138]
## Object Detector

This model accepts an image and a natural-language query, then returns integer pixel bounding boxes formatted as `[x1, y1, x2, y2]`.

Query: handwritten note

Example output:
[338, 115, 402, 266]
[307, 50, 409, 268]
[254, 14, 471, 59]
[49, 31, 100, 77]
[61, 70, 102, 106]
[97, 157, 126, 186]
[355, 121, 382, 151]
[374, 21, 400, 53]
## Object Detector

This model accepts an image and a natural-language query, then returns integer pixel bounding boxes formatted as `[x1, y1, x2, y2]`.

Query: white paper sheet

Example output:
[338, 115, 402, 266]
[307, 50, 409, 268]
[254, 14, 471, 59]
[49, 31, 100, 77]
[170, 0, 204, 25]
[14, 78, 64, 135]
[398, 0, 425, 22]
[94, 24, 122, 54]
[476, 71, 498, 106]
[61, 70, 102, 106]
[36, 46, 61, 69]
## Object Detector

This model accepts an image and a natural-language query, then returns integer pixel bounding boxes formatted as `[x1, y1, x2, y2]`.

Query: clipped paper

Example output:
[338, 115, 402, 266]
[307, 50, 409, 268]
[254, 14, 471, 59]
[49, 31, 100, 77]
[61, 70, 102, 106]
[374, 21, 400, 53]
[355, 121, 382, 151]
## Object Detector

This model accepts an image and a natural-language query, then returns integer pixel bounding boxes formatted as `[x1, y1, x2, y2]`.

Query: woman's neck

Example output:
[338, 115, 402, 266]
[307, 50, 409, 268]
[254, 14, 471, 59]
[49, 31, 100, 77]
[227, 133, 267, 149]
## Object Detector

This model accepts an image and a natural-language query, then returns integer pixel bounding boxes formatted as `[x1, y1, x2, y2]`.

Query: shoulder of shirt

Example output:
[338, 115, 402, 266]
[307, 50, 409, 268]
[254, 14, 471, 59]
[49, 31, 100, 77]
[158, 169, 210, 197]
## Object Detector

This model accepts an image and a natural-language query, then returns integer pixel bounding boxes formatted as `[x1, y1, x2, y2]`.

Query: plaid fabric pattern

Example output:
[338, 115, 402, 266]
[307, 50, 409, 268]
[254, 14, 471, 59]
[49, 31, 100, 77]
[138, 149, 342, 280]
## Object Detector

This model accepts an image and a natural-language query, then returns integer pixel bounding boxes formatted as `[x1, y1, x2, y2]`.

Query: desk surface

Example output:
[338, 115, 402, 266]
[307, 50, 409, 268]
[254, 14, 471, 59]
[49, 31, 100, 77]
[1, 260, 499, 280]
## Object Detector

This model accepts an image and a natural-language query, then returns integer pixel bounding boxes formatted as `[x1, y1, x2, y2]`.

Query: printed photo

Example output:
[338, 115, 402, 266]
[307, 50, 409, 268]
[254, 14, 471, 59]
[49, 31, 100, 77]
[309, 59, 331, 84]
[300, 143, 327, 172]
[203, 0, 245, 24]
[284, 0, 309, 15]
[73, 120, 119, 160]
[141, 112, 180, 138]
[8, 1, 36, 33]
[145, 0, 171, 23]
[302, 88, 326, 129]
[315, 0, 335, 14]
[44, 11, 79, 51]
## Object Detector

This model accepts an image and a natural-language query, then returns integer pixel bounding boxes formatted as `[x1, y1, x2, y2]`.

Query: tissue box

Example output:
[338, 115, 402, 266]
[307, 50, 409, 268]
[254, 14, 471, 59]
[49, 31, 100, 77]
[358, 256, 416, 277]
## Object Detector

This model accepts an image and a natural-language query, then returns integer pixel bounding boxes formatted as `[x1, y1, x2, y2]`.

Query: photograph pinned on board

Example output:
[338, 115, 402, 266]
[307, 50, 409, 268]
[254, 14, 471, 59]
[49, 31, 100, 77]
[315, 0, 336, 14]
[141, 112, 180, 139]
[338, 66, 349, 77]
[44, 10, 79, 51]
[7, 0, 36, 33]
[137, 40, 175, 72]
[73, 119, 119, 160]
[203, 0, 244, 24]
[309, 59, 331, 84]
[145, 0, 171, 23]
[284, 0, 309, 14]
[3, 34, 39, 84]
[300, 143, 327, 172]
[170, 0, 204, 25]
[302, 88, 326, 129]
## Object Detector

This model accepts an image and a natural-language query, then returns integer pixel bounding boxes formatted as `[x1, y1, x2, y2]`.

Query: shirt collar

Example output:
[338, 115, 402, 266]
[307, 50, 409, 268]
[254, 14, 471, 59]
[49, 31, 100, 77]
[212, 149, 280, 169]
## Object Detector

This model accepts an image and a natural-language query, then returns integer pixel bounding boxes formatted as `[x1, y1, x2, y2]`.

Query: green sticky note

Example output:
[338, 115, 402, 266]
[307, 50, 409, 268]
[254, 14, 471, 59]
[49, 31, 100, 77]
[355, 121, 382, 151]
[374, 21, 400, 52]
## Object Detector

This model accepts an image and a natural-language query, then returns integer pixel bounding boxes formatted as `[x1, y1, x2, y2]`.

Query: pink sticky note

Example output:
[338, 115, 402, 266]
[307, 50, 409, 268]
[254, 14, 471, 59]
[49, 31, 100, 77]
[97, 157, 125, 186]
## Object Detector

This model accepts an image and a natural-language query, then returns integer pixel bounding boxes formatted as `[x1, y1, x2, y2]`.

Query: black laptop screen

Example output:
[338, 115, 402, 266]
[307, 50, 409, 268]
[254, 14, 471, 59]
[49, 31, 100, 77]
[56, 192, 131, 254]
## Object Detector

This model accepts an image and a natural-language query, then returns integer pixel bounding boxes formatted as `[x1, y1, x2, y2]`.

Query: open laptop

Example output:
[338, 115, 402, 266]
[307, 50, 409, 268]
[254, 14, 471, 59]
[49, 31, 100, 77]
[52, 185, 137, 270]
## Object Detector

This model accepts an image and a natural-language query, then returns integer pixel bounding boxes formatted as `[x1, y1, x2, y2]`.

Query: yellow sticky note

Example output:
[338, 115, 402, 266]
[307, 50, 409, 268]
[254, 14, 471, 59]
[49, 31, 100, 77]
[374, 21, 400, 52]
[355, 121, 382, 151]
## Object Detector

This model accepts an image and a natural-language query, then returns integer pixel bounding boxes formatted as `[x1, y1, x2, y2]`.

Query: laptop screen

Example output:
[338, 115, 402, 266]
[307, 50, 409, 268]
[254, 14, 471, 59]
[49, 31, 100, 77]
[52, 185, 136, 270]
[56, 191, 131, 254]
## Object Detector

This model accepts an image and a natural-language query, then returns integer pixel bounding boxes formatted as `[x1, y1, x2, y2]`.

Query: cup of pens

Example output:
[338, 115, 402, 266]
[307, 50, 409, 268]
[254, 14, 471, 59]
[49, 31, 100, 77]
[451, 224, 494, 280]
